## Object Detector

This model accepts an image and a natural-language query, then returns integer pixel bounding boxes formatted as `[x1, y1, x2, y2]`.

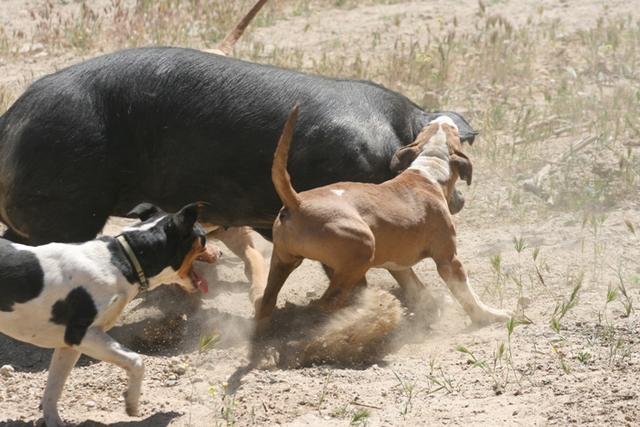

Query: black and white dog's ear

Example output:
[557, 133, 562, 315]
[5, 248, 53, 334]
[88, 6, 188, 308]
[127, 203, 162, 221]
[173, 203, 201, 234]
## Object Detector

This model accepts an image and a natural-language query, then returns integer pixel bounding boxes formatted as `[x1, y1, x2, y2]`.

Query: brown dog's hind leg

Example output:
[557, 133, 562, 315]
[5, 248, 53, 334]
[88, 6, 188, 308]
[436, 255, 511, 325]
[41, 347, 81, 427]
[323, 263, 368, 291]
[255, 251, 301, 321]
[315, 267, 369, 312]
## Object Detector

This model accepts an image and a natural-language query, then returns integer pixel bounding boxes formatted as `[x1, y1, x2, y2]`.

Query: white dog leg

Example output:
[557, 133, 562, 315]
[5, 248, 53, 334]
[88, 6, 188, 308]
[436, 256, 511, 325]
[77, 328, 145, 416]
[42, 347, 81, 427]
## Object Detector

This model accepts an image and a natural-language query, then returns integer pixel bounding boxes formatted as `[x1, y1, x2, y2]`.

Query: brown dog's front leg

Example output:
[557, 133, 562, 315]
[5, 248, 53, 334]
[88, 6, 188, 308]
[255, 252, 300, 322]
[436, 256, 511, 325]
[315, 268, 368, 312]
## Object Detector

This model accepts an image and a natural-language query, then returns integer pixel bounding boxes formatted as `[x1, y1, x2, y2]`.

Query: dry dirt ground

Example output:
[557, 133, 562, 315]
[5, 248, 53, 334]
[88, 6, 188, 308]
[1, 0, 639, 426]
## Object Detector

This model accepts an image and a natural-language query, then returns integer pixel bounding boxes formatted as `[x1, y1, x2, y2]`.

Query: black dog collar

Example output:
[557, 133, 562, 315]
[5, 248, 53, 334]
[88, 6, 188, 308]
[116, 235, 149, 291]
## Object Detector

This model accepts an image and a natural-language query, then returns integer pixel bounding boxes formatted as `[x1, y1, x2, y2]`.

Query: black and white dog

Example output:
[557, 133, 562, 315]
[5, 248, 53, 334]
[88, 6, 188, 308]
[0, 203, 220, 427]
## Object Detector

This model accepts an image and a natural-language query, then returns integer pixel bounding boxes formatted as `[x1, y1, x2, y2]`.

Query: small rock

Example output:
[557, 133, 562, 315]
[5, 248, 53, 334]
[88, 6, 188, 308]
[170, 365, 187, 376]
[85, 400, 96, 408]
[0, 365, 14, 377]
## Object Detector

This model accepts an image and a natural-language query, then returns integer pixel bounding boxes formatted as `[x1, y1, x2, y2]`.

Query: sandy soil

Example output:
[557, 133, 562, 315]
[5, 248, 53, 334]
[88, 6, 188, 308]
[1, 1, 639, 426]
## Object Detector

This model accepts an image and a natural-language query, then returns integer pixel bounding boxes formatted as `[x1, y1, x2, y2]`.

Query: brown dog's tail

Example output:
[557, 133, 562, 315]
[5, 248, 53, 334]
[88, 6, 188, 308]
[216, 0, 270, 56]
[272, 106, 301, 211]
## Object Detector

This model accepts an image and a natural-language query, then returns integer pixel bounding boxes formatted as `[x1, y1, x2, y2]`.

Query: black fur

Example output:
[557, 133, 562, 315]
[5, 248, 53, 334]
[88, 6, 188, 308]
[0, 47, 477, 244]
[103, 204, 205, 285]
[50, 287, 98, 346]
[100, 236, 137, 285]
[0, 239, 45, 312]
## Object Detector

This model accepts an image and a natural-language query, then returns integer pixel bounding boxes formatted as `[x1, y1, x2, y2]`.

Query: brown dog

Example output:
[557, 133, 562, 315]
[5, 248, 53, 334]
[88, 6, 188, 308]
[255, 107, 511, 326]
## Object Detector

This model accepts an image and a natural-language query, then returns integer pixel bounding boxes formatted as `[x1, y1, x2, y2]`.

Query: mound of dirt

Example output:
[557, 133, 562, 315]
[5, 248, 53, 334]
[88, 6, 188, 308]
[253, 287, 404, 368]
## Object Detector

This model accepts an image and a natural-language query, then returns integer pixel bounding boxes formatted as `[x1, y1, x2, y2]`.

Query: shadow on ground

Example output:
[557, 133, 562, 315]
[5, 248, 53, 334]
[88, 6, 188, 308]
[0, 411, 181, 427]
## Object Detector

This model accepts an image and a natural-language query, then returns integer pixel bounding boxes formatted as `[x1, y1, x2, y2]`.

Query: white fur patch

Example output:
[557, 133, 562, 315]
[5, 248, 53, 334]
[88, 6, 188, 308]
[429, 115, 458, 131]
[0, 240, 127, 348]
[122, 216, 164, 232]
[408, 123, 451, 183]
[331, 189, 345, 197]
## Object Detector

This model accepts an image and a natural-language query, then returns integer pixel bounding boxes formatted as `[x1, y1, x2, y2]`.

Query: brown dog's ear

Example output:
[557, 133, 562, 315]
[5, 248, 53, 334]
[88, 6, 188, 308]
[449, 150, 473, 185]
[390, 144, 422, 173]
[391, 122, 442, 173]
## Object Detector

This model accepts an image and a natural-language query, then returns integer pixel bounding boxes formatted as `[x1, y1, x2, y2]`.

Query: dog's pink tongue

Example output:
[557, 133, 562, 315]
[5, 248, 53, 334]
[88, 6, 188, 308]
[189, 269, 209, 294]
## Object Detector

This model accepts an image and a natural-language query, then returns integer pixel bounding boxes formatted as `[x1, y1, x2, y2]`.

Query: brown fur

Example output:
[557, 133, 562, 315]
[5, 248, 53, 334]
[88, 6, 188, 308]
[256, 110, 511, 331]
[271, 106, 302, 211]
[177, 238, 210, 279]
